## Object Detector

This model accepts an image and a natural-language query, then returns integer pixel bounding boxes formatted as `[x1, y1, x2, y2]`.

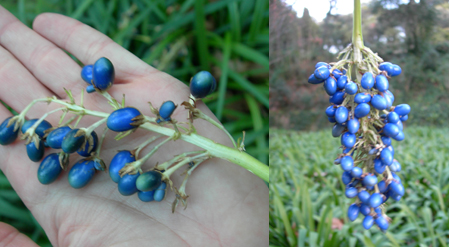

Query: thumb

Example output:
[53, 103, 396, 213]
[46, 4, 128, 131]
[0, 222, 38, 247]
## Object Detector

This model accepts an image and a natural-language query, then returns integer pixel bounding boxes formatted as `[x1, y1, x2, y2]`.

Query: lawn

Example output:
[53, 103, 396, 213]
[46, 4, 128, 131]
[270, 126, 449, 247]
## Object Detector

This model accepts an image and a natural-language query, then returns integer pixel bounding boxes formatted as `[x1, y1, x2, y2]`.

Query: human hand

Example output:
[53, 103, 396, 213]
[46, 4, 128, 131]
[0, 6, 268, 246]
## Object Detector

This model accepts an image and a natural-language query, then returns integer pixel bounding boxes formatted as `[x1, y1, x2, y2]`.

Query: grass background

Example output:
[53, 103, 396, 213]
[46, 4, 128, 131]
[0, 0, 268, 245]
[270, 127, 449, 247]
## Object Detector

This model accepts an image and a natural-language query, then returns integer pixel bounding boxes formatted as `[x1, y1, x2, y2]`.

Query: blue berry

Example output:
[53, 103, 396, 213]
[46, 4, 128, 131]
[394, 104, 411, 116]
[92, 57, 115, 91]
[335, 107, 348, 124]
[138, 190, 155, 202]
[158, 101, 177, 121]
[360, 204, 371, 216]
[380, 148, 393, 166]
[361, 72, 374, 89]
[107, 107, 142, 132]
[26, 140, 45, 162]
[46, 126, 72, 149]
[371, 95, 387, 110]
[368, 148, 378, 155]
[315, 62, 330, 69]
[81, 64, 93, 84]
[136, 171, 163, 192]
[345, 81, 358, 95]
[350, 166, 362, 178]
[332, 124, 346, 137]
[0, 117, 19, 145]
[354, 93, 372, 104]
[358, 190, 371, 204]
[363, 174, 377, 187]
[375, 216, 389, 230]
[392, 130, 405, 141]
[329, 91, 345, 105]
[37, 153, 63, 184]
[109, 150, 136, 183]
[375, 75, 389, 92]
[390, 160, 401, 172]
[334, 158, 341, 164]
[374, 158, 386, 174]
[347, 203, 360, 221]
[363, 215, 375, 229]
[387, 112, 399, 123]
[325, 106, 336, 117]
[328, 117, 336, 123]
[394, 120, 403, 131]
[341, 132, 356, 148]
[379, 62, 394, 75]
[61, 129, 86, 153]
[391, 65, 401, 76]
[77, 131, 98, 157]
[21, 119, 52, 138]
[400, 115, 408, 122]
[307, 74, 324, 84]
[86, 85, 96, 93]
[378, 180, 388, 193]
[383, 123, 399, 137]
[314, 66, 330, 80]
[68, 160, 96, 189]
[347, 119, 360, 134]
[324, 77, 337, 96]
[337, 76, 348, 90]
[389, 181, 404, 196]
[154, 182, 167, 201]
[190, 71, 217, 98]
[386, 145, 394, 156]
[354, 103, 370, 118]
[392, 172, 401, 183]
[345, 187, 358, 198]
[118, 172, 140, 196]
[342, 171, 352, 185]
[369, 193, 383, 208]
[381, 136, 391, 146]
[332, 69, 343, 79]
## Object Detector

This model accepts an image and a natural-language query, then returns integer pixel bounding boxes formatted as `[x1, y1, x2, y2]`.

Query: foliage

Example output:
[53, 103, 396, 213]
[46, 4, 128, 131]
[0, 0, 268, 245]
[270, 126, 449, 247]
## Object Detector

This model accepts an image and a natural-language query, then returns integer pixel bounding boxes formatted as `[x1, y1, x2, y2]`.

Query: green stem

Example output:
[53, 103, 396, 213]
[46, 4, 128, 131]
[352, 0, 364, 57]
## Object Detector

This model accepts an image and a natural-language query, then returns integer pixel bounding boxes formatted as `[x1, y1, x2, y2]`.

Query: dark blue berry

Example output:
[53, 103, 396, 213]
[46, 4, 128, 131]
[0, 117, 19, 145]
[375, 75, 389, 92]
[109, 150, 136, 183]
[77, 131, 98, 157]
[26, 140, 45, 162]
[21, 119, 52, 138]
[354, 93, 372, 104]
[46, 126, 72, 149]
[315, 62, 330, 69]
[392, 130, 404, 141]
[378, 181, 388, 193]
[138, 190, 155, 202]
[315, 66, 330, 80]
[307, 74, 324, 84]
[390, 160, 401, 172]
[81, 64, 93, 84]
[107, 107, 142, 132]
[383, 123, 399, 137]
[190, 71, 216, 98]
[342, 171, 352, 185]
[380, 148, 393, 166]
[136, 171, 162, 192]
[329, 91, 345, 105]
[374, 158, 386, 174]
[371, 95, 387, 110]
[92, 57, 115, 91]
[400, 115, 408, 122]
[61, 129, 86, 153]
[332, 124, 345, 137]
[381, 136, 391, 146]
[324, 77, 337, 96]
[379, 62, 394, 75]
[68, 160, 96, 189]
[325, 106, 336, 117]
[328, 117, 336, 123]
[37, 153, 63, 184]
[337, 76, 348, 90]
[118, 172, 140, 196]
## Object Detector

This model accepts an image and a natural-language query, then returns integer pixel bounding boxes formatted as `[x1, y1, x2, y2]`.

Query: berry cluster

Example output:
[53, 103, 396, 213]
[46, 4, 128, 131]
[308, 61, 410, 231]
[0, 57, 230, 210]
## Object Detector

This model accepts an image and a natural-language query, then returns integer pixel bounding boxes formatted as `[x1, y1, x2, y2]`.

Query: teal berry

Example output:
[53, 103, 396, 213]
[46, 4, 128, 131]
[107, 107, 142, 132]
[77, 131, 98, 157]
[81, 64, 93, 84]
[138, 190, 155, 202]
[154, 182, 167, 202]
[46, 126, 72, 149]
[86, 85, 96, 93]
[0, 117, 19, 145]
[92, 57, 115, 91]
[136, 171, 163, 192]
[37, 153, 63, 184]
[68, 160, 96, 189]
[190, 71, 216, 98]
[21, 119, 52, 138]
[118, 172, 140, 196]
[26, 140, 45, 162]
[61, 129, 86, 153]
[109, 150, 136, 183]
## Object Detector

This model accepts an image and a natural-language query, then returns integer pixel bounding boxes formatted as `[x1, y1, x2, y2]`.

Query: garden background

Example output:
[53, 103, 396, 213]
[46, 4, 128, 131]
[0, 0, 268, 245]
[270, 0, 449, 246]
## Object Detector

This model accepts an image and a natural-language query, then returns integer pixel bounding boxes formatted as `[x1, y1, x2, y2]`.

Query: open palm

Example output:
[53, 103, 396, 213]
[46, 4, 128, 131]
[0, 6, 267, 246]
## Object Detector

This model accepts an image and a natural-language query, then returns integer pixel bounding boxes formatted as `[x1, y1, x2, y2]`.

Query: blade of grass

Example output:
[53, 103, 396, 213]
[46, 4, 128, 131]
[71, 0, 96, 20]
[232, 43, 268, 69]
[244, 94, 266, 163]
[215, 32, 232, 121]
[0, 199, 33, 222]
[227, 69, 268, 107]
[273, 188, 296, 246]
[227, 2, 241, 42]
[247, 0, 265, 44]
[194, 0, 209, 71]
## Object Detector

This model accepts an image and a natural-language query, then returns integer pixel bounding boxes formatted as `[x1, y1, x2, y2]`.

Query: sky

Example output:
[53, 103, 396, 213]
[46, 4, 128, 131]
[284, 0, 371, 22]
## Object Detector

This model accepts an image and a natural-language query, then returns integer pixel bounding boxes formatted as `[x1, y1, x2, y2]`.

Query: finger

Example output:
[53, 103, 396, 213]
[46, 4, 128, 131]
[0, 222, 39, 247]
[0, 6, 83, 97]
[32, 13, 155, 79]
[0, 45, 55, 117]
